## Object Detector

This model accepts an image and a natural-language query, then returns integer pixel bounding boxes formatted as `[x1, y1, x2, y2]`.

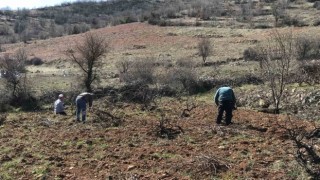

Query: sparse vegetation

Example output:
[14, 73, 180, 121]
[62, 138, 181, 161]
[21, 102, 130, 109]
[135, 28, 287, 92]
[1, 0, 320, 179]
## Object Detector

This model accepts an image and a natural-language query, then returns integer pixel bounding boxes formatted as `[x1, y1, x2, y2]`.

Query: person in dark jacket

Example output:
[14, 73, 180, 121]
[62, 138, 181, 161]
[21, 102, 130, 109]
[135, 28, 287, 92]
[75, 92, 93, 123]
[214, 86, 236, 125]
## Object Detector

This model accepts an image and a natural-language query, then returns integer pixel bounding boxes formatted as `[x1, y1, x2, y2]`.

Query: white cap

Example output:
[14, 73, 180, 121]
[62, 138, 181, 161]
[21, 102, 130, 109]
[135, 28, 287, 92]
[80, 92, 93, 96]
[58, 94, 64, 98]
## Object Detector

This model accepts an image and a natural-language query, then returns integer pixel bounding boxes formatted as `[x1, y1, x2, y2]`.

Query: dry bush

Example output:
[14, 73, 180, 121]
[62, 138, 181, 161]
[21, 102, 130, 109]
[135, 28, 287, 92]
[0, 114, 6, 125]
[231, 73, 264, 86]
[295, 35, 320, 60]
[271, 1, 286, 26]
[0, 24, 11, 36]
[314, 19, 320, 26]
[118, 83, 158, 110]
[194, 154, 231, 176]
[0, 49, 27, 99]
[175, 58, 196, 68]
[279, 117, 320, 178]
[91, 108, 123, 127]
[122, 58, 156, 85]
[198, 38, 212, 65]
[155, 114, 183, 139]
[281, 14, 307, 27]
[189, 0, 224, 19]
[154, 103, 183, 139]
[179, 96, 197, 118]
[243, 47, 260, 61]
[26, 57, 44, 66]
[168, 67, 203, 95]
[298, 60, 320, 85]
[116, 58, 132, 82]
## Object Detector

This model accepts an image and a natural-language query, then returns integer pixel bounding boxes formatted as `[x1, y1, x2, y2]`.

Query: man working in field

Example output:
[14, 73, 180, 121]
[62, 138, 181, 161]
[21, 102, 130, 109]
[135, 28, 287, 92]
[75, 92, 93, 123]
[214, 86, 236, 126]
[54, 94, 67, 115]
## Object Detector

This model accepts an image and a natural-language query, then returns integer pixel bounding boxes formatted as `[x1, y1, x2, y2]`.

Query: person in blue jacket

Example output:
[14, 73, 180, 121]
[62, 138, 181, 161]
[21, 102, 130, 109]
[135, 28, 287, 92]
[214, 86, 236, 125]
[75, 92, 93, 123]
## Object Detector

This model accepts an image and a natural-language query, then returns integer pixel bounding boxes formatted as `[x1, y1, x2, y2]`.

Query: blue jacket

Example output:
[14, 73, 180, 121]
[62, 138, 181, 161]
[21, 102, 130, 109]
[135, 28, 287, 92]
[214, 87, 236, 105]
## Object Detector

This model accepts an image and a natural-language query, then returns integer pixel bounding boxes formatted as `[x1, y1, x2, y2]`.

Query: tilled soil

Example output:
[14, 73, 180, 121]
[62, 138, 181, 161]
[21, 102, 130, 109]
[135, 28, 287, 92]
[0, 99, 315, 179]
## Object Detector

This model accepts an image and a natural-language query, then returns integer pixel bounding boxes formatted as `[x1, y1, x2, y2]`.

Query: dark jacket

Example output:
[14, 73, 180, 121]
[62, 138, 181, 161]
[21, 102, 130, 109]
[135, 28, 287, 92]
[214, 87, 236, 105]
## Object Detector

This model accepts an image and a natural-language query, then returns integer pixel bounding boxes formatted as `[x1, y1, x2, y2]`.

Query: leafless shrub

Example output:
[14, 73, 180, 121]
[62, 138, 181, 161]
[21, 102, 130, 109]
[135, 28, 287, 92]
[189, 0, 224, 19]
[26, 57, 44, 66]
[240, 2, 254, 23]
[0, 43, 4, 53]
[271, 1, 286, 26]
[119, 83, 158, 111]
[295, 36, 314, 60]
[232, 73, 264, 86]
[194, 154, 231, 176]
[0, 50, 38, 111]
[0, 24, 11, 36]
[155, 102, 183, 139]
[156, 116, 183, 139]
[281, 14, 307, 27]
[171, 67, 202, 94]
[175, 58, 196, 68]
[116, 58, 132, 82]
[179, 96, 197, 118]
[314, 19, 320, 26]
[66, 32, 109, 92]
[122, 58, 156, 85]
[91, 108, 123, 127]
[0, 49, 27, 98]
[279, 117, 320, 178]
[257, 29, 297, 113]
[298, 60, 320, 85]
[295, 35, 320, 60]
[0, 89, 11, 112]
[243, 47, 260, 61]
[198, 38, 212, 65]
[0, 114, 6, 125]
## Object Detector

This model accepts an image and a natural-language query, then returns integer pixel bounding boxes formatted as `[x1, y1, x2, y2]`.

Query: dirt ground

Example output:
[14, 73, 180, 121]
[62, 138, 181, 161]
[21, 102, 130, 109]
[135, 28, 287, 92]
[0, 97, 315, 179]
[1, 22, 319, 180]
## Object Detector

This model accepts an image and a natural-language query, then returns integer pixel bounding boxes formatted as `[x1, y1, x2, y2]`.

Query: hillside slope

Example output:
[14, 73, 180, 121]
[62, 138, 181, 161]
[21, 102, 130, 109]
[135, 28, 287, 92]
[0, 98, 315, 179]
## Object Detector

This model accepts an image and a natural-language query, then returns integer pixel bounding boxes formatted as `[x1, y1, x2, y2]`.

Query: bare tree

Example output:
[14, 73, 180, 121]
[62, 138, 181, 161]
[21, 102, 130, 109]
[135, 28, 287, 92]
[198, 38, 212, 65]
[0, 49, 27, 98]
[116, 58, 131, 82]
[271, 1, 287, 27]
[257, 29, 297, 113]
[66, 32, 108, 92]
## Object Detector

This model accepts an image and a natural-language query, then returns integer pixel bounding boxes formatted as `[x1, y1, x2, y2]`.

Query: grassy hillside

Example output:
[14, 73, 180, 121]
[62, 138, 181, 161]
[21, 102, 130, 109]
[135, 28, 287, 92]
[0, 0, 320, 179]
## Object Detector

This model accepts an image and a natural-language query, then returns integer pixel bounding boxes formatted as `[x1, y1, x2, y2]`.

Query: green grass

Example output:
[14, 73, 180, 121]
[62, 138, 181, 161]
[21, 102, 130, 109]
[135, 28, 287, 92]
[151, 152, 181, 159]
[0, 172, 13, 180]
[32, 163, 51, 178]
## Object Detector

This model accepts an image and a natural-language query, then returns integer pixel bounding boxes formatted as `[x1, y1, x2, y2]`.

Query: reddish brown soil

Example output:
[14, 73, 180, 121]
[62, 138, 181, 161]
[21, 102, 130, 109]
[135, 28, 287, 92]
[0, 98, 313, 179]
[2, 22, 318, 62]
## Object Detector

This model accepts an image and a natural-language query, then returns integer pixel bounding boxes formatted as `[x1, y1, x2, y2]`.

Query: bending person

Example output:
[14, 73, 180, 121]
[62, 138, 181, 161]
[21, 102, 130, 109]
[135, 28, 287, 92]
[75, 92, 93, 123]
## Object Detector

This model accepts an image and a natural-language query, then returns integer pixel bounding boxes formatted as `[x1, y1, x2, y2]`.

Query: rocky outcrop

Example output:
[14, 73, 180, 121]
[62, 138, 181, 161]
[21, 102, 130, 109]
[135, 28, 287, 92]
[235, 86, 320, 120]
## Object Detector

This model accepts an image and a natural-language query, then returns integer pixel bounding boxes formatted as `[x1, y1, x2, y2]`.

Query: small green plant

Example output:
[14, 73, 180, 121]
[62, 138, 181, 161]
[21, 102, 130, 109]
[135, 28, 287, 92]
[32, 164, 50, 177]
